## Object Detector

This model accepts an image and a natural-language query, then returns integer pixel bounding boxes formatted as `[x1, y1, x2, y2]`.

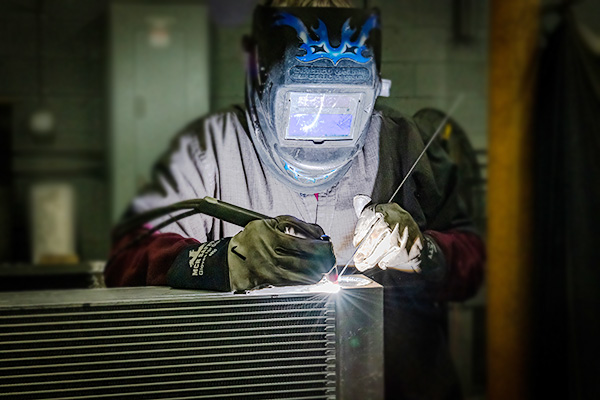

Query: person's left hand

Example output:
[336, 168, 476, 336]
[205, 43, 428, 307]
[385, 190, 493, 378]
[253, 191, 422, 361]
[353, 198, 424, 273]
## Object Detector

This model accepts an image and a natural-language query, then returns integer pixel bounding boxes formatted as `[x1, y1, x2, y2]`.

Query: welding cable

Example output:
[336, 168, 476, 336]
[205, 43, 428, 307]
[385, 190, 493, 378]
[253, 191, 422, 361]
[141, 209, 199, 237]
[105, 207, 202, 275]
[112, 197, 236, 239]
[113, 196, 270, 249]
[113, 208, 201, 256]
[112, 201, 203, 240]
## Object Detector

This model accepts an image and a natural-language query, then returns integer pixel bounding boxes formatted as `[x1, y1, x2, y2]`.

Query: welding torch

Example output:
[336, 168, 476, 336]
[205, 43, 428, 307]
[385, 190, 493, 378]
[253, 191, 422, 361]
[114, 196, 333, 270]
[115, 196, 270, 241]
[115, 195, 335, 242]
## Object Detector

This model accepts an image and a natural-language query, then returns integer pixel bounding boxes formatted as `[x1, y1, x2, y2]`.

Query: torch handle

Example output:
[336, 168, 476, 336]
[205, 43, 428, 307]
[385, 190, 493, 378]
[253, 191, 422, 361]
[200, 197, 270, 227]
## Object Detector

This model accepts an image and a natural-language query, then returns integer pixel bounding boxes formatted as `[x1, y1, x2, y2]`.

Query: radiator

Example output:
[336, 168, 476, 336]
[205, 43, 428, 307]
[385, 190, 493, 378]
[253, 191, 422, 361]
[0, 276, 383, 400]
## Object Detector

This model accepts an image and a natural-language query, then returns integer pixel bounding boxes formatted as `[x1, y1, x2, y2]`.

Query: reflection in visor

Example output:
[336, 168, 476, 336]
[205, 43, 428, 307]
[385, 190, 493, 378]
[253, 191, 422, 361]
[295, 93, 356, 108]
[285, 92, 361, 140]
[288, 113, 353, 138]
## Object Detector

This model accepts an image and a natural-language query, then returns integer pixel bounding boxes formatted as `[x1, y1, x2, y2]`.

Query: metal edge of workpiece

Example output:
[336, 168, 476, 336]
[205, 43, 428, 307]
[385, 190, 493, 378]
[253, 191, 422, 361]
[0, 276, 381, 308]
[336, 275, 384, 400]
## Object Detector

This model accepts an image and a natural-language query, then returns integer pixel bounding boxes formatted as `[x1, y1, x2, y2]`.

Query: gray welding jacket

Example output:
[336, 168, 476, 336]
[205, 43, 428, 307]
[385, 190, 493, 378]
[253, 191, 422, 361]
[130, 105, 470, 266]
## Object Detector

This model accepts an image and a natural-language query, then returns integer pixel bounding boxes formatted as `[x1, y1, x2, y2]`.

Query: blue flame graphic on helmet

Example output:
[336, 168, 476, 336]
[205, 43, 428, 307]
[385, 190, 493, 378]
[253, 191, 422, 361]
[274, 12, 379, 65]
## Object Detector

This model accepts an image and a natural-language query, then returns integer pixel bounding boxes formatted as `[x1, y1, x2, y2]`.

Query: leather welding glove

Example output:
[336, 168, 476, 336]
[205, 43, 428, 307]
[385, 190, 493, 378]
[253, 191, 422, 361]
[228, 215, 336, 291]
[352, 195, 442, 276]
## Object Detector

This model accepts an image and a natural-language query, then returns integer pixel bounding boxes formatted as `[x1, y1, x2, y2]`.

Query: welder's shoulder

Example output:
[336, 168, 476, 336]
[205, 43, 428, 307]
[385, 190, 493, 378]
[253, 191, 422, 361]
[374, 104, 409, 121]
[411, 108, 452, 143]
[376, 105, 451, 146]
[165, 105, 249, 155]
[177, 104, 247, 143]
[374, 104, 423, 141]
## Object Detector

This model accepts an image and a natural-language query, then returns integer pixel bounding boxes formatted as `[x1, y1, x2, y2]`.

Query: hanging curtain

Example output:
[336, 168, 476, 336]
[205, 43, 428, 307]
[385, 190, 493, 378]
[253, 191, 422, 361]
[533, 11, 600, 400]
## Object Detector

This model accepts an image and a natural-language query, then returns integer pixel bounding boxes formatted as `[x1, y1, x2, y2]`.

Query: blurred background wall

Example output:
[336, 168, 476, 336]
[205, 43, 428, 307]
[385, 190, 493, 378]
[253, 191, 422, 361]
[0, 0, 109, 262]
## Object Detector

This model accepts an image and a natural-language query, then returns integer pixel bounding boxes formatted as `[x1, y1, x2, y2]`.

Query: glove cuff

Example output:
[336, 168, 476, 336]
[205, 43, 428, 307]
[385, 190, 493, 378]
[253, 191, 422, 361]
[166, 238, 232, 291]
[420, 233, 447, 282]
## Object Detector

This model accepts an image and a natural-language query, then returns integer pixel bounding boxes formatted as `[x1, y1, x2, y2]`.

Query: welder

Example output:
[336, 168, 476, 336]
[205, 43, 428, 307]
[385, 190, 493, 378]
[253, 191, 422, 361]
[105, 0, 485, 398]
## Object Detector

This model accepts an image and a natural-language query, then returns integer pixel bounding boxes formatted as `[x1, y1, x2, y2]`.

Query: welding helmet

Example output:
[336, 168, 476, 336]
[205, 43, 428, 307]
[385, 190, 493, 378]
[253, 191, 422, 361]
[246, 5, 382, 193]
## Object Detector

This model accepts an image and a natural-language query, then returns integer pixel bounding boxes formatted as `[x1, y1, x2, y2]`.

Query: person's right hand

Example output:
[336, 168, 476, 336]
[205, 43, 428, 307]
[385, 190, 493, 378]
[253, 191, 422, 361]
[227, 215, 336, 290]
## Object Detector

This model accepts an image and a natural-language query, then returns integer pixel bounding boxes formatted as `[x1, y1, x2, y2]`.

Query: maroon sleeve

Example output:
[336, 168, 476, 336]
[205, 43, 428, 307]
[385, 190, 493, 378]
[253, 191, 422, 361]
[425, 229, 486, 302]
[104, 229, 200, 287]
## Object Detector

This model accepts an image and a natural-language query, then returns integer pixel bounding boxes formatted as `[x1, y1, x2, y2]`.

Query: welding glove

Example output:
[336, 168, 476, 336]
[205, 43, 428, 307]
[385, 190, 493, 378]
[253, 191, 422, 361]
[228, 215, 336, 291]
[353, 196, 436, 274]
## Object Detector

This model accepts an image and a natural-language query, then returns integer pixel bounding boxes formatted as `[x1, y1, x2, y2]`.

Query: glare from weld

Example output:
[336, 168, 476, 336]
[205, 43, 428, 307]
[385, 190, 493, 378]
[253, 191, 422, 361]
[309, 275, 341, 294]
[309, 274, 371, 293]
[309, 279, 341, 294]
